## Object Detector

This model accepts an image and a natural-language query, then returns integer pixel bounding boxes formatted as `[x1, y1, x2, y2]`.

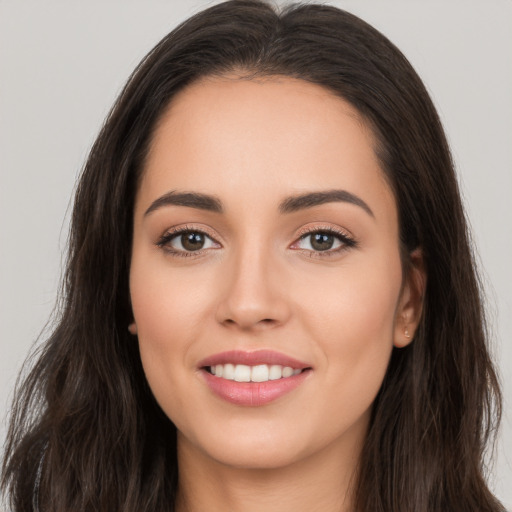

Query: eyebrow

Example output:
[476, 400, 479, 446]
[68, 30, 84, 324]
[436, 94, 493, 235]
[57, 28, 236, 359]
[144, 189, 374, 218]
[278, 189, 374, 217]
[144, 191, 223, 216]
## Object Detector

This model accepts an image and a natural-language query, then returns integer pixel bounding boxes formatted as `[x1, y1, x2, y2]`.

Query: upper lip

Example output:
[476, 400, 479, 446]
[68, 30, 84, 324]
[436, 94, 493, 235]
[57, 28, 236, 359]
[198, 350, 311, 369]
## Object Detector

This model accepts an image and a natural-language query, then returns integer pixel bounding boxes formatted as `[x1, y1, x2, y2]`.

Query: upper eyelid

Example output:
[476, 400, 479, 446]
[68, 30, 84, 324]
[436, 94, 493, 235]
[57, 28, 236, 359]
[157, 223, 356, 248]
[294, 224, 354, 240]
[160, 225, 221, 242]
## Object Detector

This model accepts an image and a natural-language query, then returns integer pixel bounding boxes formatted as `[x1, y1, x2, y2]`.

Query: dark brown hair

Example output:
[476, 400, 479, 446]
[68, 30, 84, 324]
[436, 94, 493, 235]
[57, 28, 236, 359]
[2, 1, 504, 511]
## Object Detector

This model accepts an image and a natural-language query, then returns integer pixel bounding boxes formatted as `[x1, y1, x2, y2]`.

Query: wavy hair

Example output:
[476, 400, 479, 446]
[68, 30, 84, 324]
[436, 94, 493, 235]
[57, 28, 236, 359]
[2, 1, 504, 511]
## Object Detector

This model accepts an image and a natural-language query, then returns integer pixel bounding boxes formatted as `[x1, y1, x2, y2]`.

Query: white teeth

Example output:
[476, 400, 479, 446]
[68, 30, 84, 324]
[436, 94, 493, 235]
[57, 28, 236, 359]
[223, 363, 235, 380]
[234, 364, 251, 382]
[269, 365, 282, 380]
[282, 366, 294, 378]
[251, 364, 269, 382]
[209, 363, 304, 382]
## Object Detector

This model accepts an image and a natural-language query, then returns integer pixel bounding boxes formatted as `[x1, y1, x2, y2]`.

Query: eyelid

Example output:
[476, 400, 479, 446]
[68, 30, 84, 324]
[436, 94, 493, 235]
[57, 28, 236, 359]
[294, 224, 354, 240]
[290, 224, 358, 257]
[155, 223, 357, 258]
[156, 224, 222, 256]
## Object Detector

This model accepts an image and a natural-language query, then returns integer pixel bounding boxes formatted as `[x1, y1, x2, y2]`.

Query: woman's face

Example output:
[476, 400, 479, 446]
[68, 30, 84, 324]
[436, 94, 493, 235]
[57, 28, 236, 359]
[130, 77, 421, 469]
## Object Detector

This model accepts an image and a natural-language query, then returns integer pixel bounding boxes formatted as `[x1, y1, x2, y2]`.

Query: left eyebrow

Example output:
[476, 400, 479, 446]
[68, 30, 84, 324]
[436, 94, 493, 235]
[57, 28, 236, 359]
[279, 189, 374, 218]
[144, 191, 223, 216]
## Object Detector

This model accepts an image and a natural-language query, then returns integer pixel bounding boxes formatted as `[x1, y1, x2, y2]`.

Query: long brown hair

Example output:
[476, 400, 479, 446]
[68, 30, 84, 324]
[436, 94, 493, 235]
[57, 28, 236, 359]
[2, 1, 504, 511]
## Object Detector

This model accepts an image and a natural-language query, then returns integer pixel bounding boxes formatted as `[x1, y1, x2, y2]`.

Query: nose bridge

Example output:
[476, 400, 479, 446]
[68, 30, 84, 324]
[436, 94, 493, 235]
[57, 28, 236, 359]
[216, 231, 290, 329]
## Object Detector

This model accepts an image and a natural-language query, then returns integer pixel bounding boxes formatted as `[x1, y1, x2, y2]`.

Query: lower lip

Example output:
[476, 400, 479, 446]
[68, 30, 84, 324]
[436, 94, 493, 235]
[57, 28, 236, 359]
[201, 369, 311, 406]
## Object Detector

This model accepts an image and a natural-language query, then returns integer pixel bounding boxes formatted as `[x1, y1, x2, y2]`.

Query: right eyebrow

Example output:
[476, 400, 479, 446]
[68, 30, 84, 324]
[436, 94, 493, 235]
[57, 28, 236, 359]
[144, 191, 223, 216]
[279, 189, 374, 218]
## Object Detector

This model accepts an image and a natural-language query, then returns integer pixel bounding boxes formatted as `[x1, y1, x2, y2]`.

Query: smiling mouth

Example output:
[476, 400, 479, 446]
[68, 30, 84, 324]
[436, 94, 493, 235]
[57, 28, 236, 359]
[198, 350, 312, 405]
[205, 363, 307, 382]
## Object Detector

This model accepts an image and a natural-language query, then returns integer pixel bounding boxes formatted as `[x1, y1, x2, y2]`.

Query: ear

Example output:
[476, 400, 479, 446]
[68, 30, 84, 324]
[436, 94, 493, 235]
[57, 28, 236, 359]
[394, 248, 426, 348]
[128, 322, 138, 335]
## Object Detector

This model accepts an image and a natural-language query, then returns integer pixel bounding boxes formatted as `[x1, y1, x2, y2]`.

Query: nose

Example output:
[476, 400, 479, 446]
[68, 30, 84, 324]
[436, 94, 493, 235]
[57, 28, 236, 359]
[215, 243, 291, 331]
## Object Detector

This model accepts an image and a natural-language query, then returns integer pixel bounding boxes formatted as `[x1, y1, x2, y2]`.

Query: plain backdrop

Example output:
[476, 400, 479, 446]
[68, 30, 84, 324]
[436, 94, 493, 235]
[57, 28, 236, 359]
[1, 0, 511, 506]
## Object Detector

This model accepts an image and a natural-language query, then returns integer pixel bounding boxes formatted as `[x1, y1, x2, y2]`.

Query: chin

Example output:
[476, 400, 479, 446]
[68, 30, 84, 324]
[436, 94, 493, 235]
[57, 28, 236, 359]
[205, 440, 309, 470]
[177, 417, 317, 470]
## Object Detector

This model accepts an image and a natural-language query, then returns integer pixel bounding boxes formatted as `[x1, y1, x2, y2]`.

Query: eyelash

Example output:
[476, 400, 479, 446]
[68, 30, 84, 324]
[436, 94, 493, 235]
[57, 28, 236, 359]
[156, 225, 219, 258]
[294, 226, 357, 258]
[156, 225, 358, 259]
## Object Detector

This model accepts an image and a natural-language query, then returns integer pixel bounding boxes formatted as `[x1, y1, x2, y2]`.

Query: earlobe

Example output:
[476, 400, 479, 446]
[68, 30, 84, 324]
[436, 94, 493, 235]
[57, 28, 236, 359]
[394, 248, 426, 348]
[128, 322, 138, 335]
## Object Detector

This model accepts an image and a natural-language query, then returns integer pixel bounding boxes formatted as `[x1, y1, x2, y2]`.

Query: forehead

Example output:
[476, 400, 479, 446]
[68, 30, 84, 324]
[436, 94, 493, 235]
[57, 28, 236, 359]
[137, 76, 396, 225]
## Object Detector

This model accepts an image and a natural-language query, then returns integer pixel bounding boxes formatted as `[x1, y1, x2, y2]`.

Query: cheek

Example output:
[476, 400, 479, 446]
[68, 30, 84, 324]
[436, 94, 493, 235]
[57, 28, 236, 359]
[297, 252, 402, 384]
[128, 252, 216, 415]
[303, 258, 400, 324]
[130, 254, 214, 351]
[293, 255, 402, 442]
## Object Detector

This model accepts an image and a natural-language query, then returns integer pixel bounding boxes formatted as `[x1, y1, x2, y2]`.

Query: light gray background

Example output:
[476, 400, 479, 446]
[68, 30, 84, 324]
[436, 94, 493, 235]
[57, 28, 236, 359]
[1, 0, 511, 506]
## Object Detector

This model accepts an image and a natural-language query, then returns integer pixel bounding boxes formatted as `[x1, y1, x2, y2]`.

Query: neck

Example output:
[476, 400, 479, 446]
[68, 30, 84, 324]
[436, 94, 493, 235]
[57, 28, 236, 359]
[175, 429, 365, 512]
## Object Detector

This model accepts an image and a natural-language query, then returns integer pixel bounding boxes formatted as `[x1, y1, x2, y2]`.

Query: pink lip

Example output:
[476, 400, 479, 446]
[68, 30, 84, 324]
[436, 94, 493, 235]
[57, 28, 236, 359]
[198, 350, 312, 407]
[198, 350, 311, 369]
[201, 369, 311, 406]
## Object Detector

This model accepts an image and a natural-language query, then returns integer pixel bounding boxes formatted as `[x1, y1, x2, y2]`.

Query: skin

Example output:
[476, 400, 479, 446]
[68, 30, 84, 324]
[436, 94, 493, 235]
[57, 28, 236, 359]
[129, 76, 425, 512]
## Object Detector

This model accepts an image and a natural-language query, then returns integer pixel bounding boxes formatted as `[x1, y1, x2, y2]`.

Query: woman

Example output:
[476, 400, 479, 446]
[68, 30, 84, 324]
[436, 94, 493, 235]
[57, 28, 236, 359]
[1, 1, 506, 511]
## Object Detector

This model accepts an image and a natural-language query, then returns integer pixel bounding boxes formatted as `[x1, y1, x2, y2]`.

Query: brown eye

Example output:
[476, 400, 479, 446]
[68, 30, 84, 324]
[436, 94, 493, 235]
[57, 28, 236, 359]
[181, 232, 206, 251]
[293, 229, 356, 255]
[160, 230, 219, 253]
[310, 233, 335, 251]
